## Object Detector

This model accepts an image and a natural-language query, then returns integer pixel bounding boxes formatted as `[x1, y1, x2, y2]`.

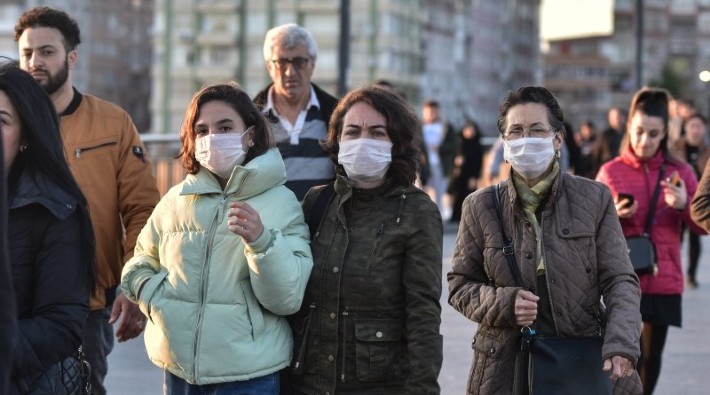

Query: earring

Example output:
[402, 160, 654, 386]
[249, 142, 254, 147]
[19, 143, 28, 153]
[555, 150, 561, 159]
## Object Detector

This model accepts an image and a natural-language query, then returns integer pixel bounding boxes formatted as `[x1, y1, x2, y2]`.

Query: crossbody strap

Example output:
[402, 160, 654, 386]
[643, 164, 666, 236]
[494, 184, 524, 287]
[305, 182, 336, 240]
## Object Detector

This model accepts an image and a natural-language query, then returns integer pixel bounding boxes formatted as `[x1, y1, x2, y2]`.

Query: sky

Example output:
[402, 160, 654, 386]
[540, 0, 614, 41]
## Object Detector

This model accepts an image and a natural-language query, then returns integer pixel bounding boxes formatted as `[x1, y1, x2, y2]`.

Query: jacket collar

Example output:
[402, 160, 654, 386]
[180, 148, 286, 198]
[619, 146, 666, 170]
[9, 169, 77, 220]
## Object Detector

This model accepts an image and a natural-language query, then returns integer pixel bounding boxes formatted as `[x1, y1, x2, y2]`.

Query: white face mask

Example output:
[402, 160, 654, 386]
[338, 138, 393, 186]
[195, 130, 248, 179]
[503, 135, 556, 180]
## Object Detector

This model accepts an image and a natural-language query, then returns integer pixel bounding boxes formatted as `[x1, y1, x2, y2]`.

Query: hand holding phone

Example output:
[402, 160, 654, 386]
[666, 171, 681, 187]
[617, 193, 635, 208]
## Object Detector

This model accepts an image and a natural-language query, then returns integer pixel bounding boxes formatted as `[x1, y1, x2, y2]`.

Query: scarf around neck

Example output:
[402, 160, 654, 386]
[512, 160, 560, 273]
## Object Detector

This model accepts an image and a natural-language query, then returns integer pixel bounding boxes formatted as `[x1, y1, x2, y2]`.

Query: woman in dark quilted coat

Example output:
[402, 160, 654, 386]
[1, 62, 94, 394]
[448, 86, 643, 395]
[289, 86, 443, 394]
[597, 88, 705, 395]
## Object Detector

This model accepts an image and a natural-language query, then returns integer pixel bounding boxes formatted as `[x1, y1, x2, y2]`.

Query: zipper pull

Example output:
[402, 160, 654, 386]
[341, 307, 349, 382]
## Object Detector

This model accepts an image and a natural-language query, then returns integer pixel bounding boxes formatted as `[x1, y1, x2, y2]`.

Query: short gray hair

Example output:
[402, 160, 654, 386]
[263, 23, 318, 61]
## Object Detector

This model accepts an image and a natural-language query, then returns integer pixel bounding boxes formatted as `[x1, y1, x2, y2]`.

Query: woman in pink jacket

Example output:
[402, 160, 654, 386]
[596, 87, 706, 394]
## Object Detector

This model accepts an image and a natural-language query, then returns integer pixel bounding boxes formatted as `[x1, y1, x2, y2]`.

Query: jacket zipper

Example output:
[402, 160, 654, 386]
[292, 302, 316, 375]
[367, 222, 385, 270]
[193, 193, 227, 380]
[74, 141, 117, 158]
[340, 306, 349, 382]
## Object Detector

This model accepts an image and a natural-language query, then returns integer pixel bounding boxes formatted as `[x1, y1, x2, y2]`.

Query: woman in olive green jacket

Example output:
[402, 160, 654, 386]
[289, 86, 443, 395]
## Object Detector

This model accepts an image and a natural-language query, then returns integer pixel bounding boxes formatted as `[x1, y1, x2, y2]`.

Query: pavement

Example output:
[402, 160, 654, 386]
[105, 224, 710, 394]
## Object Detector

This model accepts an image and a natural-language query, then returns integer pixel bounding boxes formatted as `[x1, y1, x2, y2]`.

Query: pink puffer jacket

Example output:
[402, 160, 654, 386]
[596, 148, 706, 295]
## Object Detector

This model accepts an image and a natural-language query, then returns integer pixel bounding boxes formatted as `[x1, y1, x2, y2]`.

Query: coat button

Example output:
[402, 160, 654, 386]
[332, 266, 339, 273]
[550, 278, 555, 284]
[526, 253, 533, 259]
[329, 312, 336, 320]
[376, 331, 383, 338]
[328, 355, 335, 362]
[562, 228, 569, 235]
[489, 348, 496, 354]
[586, 267, 592, 273]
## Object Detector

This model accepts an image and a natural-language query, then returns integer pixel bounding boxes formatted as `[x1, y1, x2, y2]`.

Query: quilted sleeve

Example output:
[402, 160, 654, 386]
[691, 159, 710, 232]
[595, 186, 642, 365]
[448, 189, 520, 328]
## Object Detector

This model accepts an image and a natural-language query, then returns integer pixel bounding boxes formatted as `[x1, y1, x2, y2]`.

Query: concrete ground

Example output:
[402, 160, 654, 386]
[106, 225, 710, 394]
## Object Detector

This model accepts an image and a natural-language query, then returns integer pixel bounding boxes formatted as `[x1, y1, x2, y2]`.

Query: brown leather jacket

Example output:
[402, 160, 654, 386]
[61, 91, 159, 310]
[448, 172, 642, 394]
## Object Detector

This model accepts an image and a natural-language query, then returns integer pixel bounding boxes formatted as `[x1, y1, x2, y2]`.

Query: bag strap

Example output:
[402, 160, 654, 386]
[306, 182, 336, 240]
[494, 183, 524, 287]
[643, 164, 666, 236]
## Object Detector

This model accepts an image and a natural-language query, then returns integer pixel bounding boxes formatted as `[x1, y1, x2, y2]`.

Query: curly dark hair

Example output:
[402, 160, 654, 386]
[14, 6, 81, 51]
[323, 86, 422, 188]
[177, 82, 274, 174]
[497, 86, 566, 136]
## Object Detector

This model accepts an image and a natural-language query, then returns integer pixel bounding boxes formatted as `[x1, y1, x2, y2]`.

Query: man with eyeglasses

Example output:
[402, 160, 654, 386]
[254, 23, 337, 200]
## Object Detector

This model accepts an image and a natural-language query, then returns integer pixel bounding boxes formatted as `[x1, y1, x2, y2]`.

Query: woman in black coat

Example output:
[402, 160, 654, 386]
[1, 61, 95, 394]
[450, 119, 484, 222]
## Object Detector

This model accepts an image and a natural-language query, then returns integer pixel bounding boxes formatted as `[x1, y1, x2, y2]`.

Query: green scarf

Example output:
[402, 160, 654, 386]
[511, 161, 560, 273]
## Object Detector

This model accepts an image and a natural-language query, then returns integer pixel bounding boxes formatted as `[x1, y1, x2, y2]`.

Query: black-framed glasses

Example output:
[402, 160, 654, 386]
[271, 57, 310, 70]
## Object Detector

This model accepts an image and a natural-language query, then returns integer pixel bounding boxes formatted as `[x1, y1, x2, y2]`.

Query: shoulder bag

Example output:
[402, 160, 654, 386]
[625, 165, 665, 276]
[493, 184, 612, 395]
[16, 345, 91, 395]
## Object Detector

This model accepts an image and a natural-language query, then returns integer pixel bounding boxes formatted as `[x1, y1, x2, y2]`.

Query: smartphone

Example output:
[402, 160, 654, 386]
[618, 193, 635, 208]
[667, 171, 681, 187]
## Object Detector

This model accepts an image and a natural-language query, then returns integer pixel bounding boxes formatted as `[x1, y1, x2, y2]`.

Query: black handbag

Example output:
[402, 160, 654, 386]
[17, 345, 92, 395]
[493, 184, 612, 395]
[625, 165, 664, 276]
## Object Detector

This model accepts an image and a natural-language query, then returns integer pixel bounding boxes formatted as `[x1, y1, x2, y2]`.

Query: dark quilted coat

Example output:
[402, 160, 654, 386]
[448, 172, 643, 395]
[291, 175, 443, 395]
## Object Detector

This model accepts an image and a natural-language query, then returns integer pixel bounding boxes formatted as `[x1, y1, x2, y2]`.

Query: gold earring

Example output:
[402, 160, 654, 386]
[19, 143, 28, 152]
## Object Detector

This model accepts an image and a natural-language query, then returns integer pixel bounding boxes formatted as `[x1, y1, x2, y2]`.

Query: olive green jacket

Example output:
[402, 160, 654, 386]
[291, 176, 443, 394]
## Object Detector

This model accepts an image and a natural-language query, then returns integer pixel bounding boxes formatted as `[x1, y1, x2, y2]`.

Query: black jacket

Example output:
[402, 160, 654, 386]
[0, 139, 16, 395]
[8, 169, 90, 393]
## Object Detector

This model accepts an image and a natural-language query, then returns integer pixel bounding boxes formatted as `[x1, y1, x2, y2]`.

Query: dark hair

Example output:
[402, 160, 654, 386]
[0, 60, 94, 290]
[178, 82, 274, 174]
[684, 112, 707, 128]
[323, 86, 421, 188]
[497, 86, 566, 137]
[14, 6, 81, 51]
[621, 87, 674, 157]
[422, 99, 440, 109]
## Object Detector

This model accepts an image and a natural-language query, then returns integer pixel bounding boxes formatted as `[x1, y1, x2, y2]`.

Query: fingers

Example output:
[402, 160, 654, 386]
[113, 295, 147, 342]
[108, 297, 122, 325]
[227, 205, 264, 243]
[605, 356, 635, 381]
[515, 291, 538, 327]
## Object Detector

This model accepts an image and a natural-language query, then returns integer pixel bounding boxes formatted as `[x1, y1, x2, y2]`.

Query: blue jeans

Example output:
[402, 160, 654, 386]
[164, 371, 279, 395]
[83, 307, 114, 395]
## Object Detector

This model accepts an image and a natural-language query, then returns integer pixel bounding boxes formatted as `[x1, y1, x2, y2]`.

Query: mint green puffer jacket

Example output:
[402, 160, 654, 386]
[121, 148, 313, 385]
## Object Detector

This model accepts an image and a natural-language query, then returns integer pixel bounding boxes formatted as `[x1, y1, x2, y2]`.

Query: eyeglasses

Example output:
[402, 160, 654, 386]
[503, 125, 555, 141]
[271, 57, 310, 70]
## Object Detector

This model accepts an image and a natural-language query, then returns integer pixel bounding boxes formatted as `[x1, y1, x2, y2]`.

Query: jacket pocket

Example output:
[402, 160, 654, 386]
[354, 319, 403, 382]
[469, 330, 504, 394]
[73, 140, 117, 159]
